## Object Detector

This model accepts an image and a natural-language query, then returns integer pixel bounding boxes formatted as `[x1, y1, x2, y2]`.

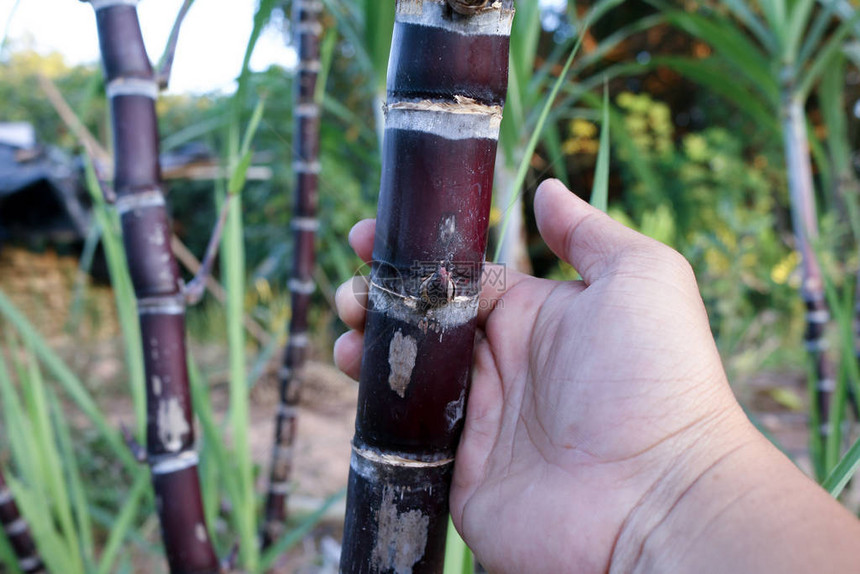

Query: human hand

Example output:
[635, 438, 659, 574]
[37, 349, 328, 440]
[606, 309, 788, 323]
[334, 179, 853, 573]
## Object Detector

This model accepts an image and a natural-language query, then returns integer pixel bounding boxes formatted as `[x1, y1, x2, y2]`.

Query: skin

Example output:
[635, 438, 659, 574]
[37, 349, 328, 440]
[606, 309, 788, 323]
[334, 179, 860, 573]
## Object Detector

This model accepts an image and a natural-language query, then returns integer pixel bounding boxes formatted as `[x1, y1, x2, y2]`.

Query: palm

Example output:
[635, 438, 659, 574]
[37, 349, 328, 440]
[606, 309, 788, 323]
[452, 250, 731, 572]
[334, 181, 739, 573]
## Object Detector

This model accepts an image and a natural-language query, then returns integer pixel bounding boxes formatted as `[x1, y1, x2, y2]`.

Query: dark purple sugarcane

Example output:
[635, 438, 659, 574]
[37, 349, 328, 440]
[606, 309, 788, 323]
[340, 1, 514, 571]
[86, 2, 219, 572]
[0, 470, 43, 573]
[261, 0, 323, 547]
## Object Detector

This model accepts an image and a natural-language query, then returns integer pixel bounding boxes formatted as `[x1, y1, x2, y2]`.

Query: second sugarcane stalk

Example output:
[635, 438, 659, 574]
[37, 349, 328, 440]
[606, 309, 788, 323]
[262, 0, 324, 546]
[780, 82, 836, 452]
[340, 1, 515, 571]
[87, 1, 220, 571]
[0, 469, 43, 574]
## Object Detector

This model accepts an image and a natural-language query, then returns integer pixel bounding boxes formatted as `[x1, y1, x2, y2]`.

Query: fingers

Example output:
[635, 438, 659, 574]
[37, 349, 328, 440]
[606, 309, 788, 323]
[348, 219, 376, 263]
[335, 276, 368, 331]
[534, 179, 661, 285]
[333, 330, 363, 380]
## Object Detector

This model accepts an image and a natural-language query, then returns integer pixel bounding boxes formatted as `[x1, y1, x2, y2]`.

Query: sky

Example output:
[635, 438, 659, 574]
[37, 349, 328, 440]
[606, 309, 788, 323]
[0, 0, 296, 94]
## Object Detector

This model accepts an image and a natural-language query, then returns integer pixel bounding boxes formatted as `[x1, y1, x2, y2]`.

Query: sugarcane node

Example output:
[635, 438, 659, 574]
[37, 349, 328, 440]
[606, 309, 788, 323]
[446, 0, 490, 16]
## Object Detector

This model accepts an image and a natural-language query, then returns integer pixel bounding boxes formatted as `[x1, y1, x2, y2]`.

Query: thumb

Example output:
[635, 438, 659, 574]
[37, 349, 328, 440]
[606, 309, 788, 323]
[534, 179, 660, 284]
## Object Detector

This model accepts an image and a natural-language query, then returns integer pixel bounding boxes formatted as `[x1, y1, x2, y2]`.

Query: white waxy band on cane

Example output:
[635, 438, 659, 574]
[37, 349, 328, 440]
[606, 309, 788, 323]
[4, 518, 27, 536]
[289, 278, 316, 295]
[278, 404, 299, 418]
[90, 0, 140, 10]
[18, 556, 41, 571]
[115, 189, 165, 215]
[292, 217, 320, 232]
[138, 296, 185, 316]
[396, 0, 515, 37]
[818, 378, 837, 393]
[386, 99, 503, 141]
[290, 332, 310, 348]
[296, 0, 324, 11]
[297, 21, 324, 35]
[295, 103, 320, 118]
[298, 60, 322, 73]
[269, 481, 292, 495]
[151, 451, 199, 475]
[0, 488, 12, 505]
[107, 77, 159, 100]
[805, 338, 829, 352]
[350, 445, 454, 481]
[294, 160, 322, 174]
[806, 309, 829, 323]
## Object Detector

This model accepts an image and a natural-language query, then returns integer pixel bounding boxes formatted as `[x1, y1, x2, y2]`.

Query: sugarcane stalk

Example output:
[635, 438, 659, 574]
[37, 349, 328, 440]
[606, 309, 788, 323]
[0, 470, 43, 574]
[86, 1, 220, 571]
[261, 0, 324, 549]
[781, 86, 836, 447]
[340, 1, 514, 571]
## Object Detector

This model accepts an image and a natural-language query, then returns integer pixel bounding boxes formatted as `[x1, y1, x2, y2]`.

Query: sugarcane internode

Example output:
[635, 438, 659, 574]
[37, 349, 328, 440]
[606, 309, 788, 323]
[340, 1, 514, 572]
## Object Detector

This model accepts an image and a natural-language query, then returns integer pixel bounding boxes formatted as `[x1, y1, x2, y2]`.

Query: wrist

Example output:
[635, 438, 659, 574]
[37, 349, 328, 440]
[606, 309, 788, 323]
[609, 404, 761, 573]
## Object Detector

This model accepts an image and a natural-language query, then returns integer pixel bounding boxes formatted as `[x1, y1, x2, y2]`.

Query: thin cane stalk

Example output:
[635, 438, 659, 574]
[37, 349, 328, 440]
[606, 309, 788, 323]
[781, 89, 836, 475]
[86, 1, 219, 571]
[0, 470, 43, 574]
[261, 0, 324, 548]
[340, 1, 514, 571]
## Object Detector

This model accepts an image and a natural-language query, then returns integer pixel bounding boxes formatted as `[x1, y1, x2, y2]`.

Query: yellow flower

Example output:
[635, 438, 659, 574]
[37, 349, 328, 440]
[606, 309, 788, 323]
[771, 251, 800, 285]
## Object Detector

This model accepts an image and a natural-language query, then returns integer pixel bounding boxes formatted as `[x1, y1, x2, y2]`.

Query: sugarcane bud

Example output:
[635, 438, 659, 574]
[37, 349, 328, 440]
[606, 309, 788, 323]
[446, 0, 490, 15]
[419, 264, 456, 309]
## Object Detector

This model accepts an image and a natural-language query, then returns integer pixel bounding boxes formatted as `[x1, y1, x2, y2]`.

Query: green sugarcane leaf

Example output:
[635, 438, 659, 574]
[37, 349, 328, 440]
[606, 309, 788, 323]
[187, 356, 241, 538]
[161, 115, 229, 152]
[590, 85, 611, 212]
[363, 0, 396, 91]
[259, 488, 347, 570]
[721, 0, 779, 52]
[494, 24, 587, 262]
[652, 56, 780, 131]
[23, 351, 82, 569]
[797, 8, 860, 98]
[320, 0, 374, 84]
[796, 0, 840, 69]
[0, 528, 23, 574]
[0, 290, 137, 471]
[0, 350, 40, 499]
[6, 475, 70, 573]
[662, 10, 779, 103]
[443, 519, 473, 574]
[823, 435, 860, 496]
[761, 0, 788, 44]
[315, 27, 338, 105]
[541, 122, 570, 187]
[228, 97, 266, 196]
[95, 471, 149, 574]
[83, 156, 146, 438]
[786, 0, 816, 60]
[227, 151, 255, 197]
[50, 391, 94, 568]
